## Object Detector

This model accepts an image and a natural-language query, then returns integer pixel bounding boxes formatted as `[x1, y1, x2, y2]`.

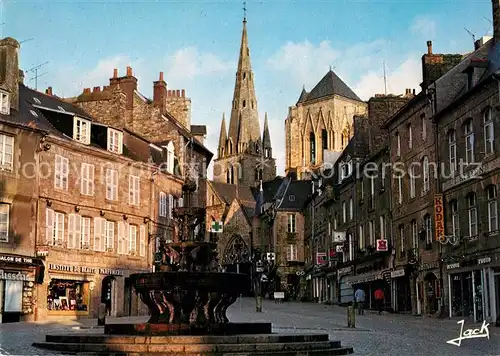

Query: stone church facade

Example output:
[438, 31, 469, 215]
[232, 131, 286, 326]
[285, 71, 368, 178]
[207, 16, 276, 283]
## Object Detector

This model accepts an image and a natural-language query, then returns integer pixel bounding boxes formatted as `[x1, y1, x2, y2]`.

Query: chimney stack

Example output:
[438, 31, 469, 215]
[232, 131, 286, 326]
[0, 37, 20, 112]
[126, 66, 132, 77]
[153, 71, 167, 112]
[109, 66, 138, 109]
[413, 89, 416, 95]
[113, 68, 118, 78]
[93, 86, 100, 93]
[427, 40, 433, 55]
[45, 87, 53, 96]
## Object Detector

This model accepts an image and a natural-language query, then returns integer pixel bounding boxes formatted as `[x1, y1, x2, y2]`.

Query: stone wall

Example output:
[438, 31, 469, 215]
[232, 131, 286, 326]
[285, 95, 367, 178]
[165, 89, 191, 130]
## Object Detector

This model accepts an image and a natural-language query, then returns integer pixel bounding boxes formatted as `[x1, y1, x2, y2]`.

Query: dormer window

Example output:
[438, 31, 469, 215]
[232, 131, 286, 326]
[73, 117, 91, 144]
[0, 91, 9, 115]
[340, 161, 352, 181]
[107, 128, 123, 154]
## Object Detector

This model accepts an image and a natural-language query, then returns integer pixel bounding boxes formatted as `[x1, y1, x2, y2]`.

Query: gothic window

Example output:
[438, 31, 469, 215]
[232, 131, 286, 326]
[243, 72, 246, 80]
[310, 132, 316, 164]
[243, 100, 246, 108]
[251, 100, 254, 109]
[226, 168, 231, 184]
[322, 129, 328, 150]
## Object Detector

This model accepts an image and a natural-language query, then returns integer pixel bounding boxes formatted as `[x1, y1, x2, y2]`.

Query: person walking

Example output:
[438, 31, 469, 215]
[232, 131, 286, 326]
[354, 288, 366, 315]
[374, 287, 385, 315]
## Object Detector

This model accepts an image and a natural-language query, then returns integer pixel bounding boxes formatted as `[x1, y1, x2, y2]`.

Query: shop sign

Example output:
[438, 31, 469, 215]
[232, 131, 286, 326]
[376, 239, 388, 251]
[442, 164, 484, 191]
[333, 231, 346, 243]
[446, 262, 460, 270]
[36, 246, 49, 257]
[335, 245, 343, 252]
[0, 269, 34, 281]
[434, 194, 445, 241]
[316, 252, 327, 265]
[390, 269, 405, 278]
[478, 257, 491, 265]
[0, 254, 34, 265]
[337, 266, 353, 277]
[328, 248, 336, 259]
[48, 264, 124, 276]
[419, 262, 439, 271]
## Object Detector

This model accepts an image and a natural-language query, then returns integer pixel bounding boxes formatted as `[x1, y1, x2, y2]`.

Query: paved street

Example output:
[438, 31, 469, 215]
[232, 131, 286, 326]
[0, 298, 498, 355]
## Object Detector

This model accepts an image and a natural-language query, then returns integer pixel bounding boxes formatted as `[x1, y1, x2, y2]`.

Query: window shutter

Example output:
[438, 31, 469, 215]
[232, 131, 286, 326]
[68, 214, 75, 248]
[100, 218, 106, 251]
[168, 194, 174, 219]
[80, 164, 86, 194]
[124, 223, 130, 254]
[89, 165, 95, 195]
[45, 208, 54, 245]
[106, 221, 114, 251]
[140, 225, 146, 257]
[82, 217, 90, 248]
[94, 218, 102, 252]
[117, 221, 124, 254]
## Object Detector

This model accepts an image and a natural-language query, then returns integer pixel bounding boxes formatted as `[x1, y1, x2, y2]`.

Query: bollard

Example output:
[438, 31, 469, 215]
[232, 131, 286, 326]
[347, 305, 356, 328]
[256, 295, 262, 312]
[97, 303, 106, 326]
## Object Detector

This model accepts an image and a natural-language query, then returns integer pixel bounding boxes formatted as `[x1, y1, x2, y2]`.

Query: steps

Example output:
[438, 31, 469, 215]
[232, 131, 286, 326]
[33, 332, 354, 355]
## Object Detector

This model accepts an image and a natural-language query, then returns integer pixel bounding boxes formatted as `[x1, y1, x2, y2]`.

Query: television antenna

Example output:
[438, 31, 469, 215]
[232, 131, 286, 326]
[383, 61, 387, 95]
[20, 38, 34, 44]
[464, 27, 476, 43]
[26, 61, 49, 90]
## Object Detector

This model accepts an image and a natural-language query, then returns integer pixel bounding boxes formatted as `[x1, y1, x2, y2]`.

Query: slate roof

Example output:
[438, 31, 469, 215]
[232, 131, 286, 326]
[276, 180, 311, 211]
[301, 70, 362, 104]
[210, 182, 256, 206]
[26, 85, 91, 119]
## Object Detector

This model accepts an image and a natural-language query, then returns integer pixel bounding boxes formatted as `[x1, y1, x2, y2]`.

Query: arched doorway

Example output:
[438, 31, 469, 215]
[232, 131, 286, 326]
[222, 234, 252, 296]
[424, 272, 438, 314]
[101, 276, 115, 316]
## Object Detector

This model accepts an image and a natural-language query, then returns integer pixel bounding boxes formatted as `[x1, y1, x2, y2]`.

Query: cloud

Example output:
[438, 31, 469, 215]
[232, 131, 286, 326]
[411, 16, 437, 39]
[164, 47, 234, 83]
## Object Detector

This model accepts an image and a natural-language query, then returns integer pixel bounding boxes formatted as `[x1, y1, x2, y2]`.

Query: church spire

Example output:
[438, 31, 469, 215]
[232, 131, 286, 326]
[227, 8, 261, 154]
[218, 113, 227, 158]
[262, 112, 272, 152]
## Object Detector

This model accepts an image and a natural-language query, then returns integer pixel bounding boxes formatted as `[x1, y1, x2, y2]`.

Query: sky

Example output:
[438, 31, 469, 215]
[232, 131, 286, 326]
[3, 0, 494, 177]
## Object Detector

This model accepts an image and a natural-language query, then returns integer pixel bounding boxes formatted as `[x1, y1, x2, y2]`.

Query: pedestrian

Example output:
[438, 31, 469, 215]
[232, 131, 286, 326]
[354, 288, 365, 315]
[374, 287, 385, 315]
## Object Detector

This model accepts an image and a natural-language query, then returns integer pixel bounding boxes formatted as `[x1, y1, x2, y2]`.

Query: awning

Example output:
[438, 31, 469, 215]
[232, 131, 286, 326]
[343, 270, 383, 285]
[48, 273, 95, 282]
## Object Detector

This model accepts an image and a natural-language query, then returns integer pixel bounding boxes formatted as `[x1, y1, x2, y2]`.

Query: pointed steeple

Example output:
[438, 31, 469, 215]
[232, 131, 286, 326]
[262, 112, 272, 151]
[227, 13, 261, 154]
[218, 113, 227, 158]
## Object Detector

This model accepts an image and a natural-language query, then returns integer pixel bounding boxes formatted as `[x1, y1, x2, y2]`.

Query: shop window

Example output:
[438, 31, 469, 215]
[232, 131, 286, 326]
[47, 279, 89, 312]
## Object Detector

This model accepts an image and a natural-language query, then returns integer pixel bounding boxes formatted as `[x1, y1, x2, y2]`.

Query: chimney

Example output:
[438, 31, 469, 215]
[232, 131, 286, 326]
[427, 40, 433, 55]
[413, 89, 416, 95]
[83, 88, 91, 94]
[109, 66, 138, 109]
[0, 37, 20, 112]
[45, 87, 53, 96]
[181, 89, 185, 98]
[153, 71, 167, 112]
[493, 0, 500, 42]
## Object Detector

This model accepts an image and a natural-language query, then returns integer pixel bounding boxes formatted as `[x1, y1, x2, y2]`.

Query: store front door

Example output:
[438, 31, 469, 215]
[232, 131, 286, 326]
[101, 276, 115, 316]
[450, 269, 486, 322]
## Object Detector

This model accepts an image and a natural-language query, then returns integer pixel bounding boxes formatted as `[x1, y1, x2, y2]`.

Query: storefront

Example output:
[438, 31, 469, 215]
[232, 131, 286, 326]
[337, 266, 353, 305]
[391, 267, 412, 313]
[344, 268, 390, 309]
[0, 253, 40, 323]
[40, 262, 129, 319]
[446, 254, 500, 323]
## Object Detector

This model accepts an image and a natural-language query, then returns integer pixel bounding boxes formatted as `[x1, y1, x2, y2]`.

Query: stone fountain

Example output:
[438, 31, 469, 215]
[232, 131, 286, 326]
[33, 180, 353, 355]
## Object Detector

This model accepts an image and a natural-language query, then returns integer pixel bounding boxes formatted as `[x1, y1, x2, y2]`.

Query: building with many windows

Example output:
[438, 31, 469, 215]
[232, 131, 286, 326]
[0, 36, 207, 322]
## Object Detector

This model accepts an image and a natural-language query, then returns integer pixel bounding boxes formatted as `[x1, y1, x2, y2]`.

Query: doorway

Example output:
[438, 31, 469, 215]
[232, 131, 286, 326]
[101, 276, 115, 316]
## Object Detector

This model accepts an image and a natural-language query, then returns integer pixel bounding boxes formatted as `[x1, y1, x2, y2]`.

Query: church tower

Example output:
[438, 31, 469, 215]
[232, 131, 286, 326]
[213, 14, 276, 186]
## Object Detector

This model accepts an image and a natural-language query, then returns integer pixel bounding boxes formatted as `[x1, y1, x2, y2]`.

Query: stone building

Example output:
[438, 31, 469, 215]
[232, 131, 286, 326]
[67, 68, 213, 211]
[432, 5, 500, 324]
[0, 36, 197, 322]
[383, 40, 466, 316]
[303, 93, 412, 306]
[0, 37, 44, 323]
[285, 70, 368, 179]
[207, 15, 277, 280]
[254, 175, 310, 299]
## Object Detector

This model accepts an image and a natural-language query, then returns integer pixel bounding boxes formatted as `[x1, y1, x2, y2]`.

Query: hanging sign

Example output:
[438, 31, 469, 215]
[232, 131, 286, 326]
[210, 221, 223, 233]
[434, 194, 445, 241]
[376, 239, 388, 251]
[316, 252, 327, 265]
